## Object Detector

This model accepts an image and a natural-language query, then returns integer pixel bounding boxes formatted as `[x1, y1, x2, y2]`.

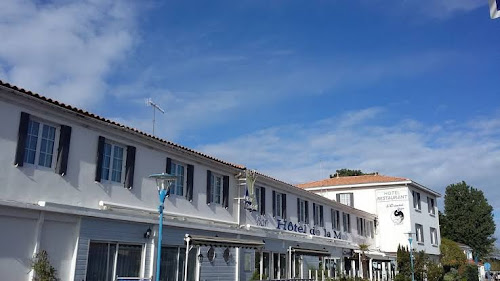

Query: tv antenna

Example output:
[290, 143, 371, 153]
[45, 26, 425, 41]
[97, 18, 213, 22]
[145, 98, 165, 136]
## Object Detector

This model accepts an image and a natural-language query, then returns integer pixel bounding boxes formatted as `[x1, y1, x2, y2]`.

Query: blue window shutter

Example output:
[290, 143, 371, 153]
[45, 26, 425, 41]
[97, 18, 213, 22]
[272, 190, 276, 217]
[223, 175, 229, 209]
[260, 187, 266, 215]
[56, 125, 72, 176]
[14, 112, 30, 167]
[186, 164, 194, 202]
[282, 194, 287, 219]
[320, 205, 324, 227]
[166, 157, 172, 174]
[313, 203, 316, 225]
[124, 146, 136, 189]
[305, 201, 309, 224]
[95, 136, 105, 182]
[206, 170, 212, 205]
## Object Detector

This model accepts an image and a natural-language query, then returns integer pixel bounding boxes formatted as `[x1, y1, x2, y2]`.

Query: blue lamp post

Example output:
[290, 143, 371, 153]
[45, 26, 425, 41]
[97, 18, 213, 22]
[407, 232, 415, 281]
[149, 173, 177, 281]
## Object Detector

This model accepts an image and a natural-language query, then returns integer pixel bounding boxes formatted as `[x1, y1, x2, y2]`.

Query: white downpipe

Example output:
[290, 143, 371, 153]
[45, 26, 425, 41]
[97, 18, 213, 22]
[184, 236, 190, 281]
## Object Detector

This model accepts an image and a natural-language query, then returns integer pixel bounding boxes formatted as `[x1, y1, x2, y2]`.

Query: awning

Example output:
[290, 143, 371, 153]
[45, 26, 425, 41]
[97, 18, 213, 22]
[366, 253, 392, 261]
[185, 234, 265, 249]
[292, 247, 330, 256]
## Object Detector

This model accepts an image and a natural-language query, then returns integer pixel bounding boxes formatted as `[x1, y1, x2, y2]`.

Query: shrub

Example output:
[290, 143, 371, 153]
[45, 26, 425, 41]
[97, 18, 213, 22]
[31, 250, 58, 281]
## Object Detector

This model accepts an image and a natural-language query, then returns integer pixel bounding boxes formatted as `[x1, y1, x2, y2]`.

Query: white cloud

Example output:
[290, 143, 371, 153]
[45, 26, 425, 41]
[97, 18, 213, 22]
[0, 0, 138, 108]
[197, 108, 500, 210]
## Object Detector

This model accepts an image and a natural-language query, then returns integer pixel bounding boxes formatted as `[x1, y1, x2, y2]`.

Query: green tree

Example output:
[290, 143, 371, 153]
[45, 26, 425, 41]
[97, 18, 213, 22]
[31, 250, 58, 281]
[440, 238, 466, 271]
[397, 245, 411, 278]
[440, 181, 496, 258]
[330, 169, 375, 178]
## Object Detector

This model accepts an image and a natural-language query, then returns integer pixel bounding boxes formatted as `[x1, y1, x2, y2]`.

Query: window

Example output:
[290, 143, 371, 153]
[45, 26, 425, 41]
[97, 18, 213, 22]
[331, 209, 340, 230]
[428, 197, 435, 215]
[357, 217, 367, 237]
[369, 221, 375, 238]
[255, 186, 266, 215]
[160, 246, 196, 281]
[412, 191, 421, 210]
[272, 191, 286, 218]
[169, 161, 186, 196]
[415, 224, 424, 243]
[342, 212, 351, 233]
[211, 173, 223, 205]
[24, 119, 57, 168]
[313, 203, 324, 227]
[297, 198, 307, 223]
[101, 142, 124, 182]
[430, 227, 438, 246]
[86, 242, 142, 281]
[336, 193, 354, 207]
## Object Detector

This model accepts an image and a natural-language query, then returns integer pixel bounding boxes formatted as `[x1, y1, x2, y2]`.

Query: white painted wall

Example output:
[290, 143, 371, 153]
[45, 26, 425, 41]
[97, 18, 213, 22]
[308, 184, 441, 255]
[0, 96, 238, 225]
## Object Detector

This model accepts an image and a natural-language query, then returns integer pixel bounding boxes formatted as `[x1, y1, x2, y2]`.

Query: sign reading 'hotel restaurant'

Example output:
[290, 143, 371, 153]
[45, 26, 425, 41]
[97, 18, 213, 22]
[376, 190, 408, 202]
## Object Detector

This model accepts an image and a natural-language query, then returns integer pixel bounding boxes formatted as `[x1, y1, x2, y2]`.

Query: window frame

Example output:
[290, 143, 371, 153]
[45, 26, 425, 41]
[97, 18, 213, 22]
[169, 160, 187, 197]
[331, 209, 340, 230]
[342, 212, 351, 233]
[313, 204, 324, 227]
[412, 191, 421, 211]
[86, 241, 144, 281]
[430, 227, 438, 246]
[297, 198, 306, 223]
[211, 172, 224, 205]
[337, 193, 354, 207]
[427, 196, 435, 216]
[23, 118, 60, 169]
[101, 140, 126, 183]
[415, 224, 424, 243]
[274, 191, 285, 218]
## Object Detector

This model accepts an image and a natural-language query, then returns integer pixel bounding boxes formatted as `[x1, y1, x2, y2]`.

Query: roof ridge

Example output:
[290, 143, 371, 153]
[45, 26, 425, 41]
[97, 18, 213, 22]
[0, 79, 245, 170]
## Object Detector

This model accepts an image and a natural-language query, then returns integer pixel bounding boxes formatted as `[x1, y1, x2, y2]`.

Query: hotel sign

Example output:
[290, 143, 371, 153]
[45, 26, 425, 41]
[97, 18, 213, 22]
[376, 190, 408, 202]
[276, 219, 344, 240]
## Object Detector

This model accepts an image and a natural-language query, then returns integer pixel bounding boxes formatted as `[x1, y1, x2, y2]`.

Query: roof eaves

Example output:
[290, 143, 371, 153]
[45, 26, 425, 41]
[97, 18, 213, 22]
[0, 80, 244, 170]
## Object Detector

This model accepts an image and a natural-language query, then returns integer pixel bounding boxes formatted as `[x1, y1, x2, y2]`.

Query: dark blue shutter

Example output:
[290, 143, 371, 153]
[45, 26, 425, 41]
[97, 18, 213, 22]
[282, 194, 287, 219]
[206, 170, 212, 205]
[95, 136, 105, 182]
[313, 203, 316, 225]
[14, 112, 30, 167]
[166, 157, 172, 174]
[320, 205, 324, 227]
[260, 187, 266, 215]
[56, 125, 72, 176]
[165, 157, 172, 196]
[223, 175, 229, 209]
[297, 198, 301, 222]
[272, 190, 276, 217]
[305, 201, 309, 224]
[186, 164, 194, 202]
[124, 146, 136, 189]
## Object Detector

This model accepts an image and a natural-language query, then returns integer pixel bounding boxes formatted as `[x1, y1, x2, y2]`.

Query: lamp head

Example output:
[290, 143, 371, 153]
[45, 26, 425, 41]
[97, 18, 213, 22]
[149, 173, 177, 192]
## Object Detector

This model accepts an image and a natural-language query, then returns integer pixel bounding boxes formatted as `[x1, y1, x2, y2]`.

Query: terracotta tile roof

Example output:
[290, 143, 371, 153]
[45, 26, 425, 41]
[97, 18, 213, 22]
[297, 174, 409, 189]
[0, 79, 245, 170]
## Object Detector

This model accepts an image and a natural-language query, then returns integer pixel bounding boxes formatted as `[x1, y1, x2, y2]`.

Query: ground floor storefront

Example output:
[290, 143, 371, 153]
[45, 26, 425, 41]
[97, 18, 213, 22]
[0, 204, 394, 281]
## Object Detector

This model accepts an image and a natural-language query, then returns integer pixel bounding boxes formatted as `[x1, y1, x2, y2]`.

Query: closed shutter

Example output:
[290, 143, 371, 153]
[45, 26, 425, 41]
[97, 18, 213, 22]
[313, 203, 316, 225]
[336, 194, 340, 202]
[260, 187, 266, 215]
[95, 136, 105, 182]
[305, 201, 309, 224]
[206, 170, 212, 205]
[14, 112, 30, 167]
[166, 157, 172, 174]
[186, 164, 194, 202]
[223, 175, 229, 209]
[350, 193, 354, 207]
[56, 125, 72, 176]
[320, 205, 324, 227]
[124, 146, 136, 189]
[297, 198, 300, 222]
[282, 194, 287, 219]
[272, 191, 276, 217]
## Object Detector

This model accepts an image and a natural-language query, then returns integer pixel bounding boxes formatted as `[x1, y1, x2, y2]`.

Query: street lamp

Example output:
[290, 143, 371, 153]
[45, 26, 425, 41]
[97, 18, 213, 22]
[149, 173, 177, 281]
[406, 232, 415, 281]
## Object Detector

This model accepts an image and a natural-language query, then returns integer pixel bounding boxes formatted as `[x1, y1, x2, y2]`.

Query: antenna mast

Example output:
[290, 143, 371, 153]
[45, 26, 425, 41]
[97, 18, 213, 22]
[146, 98, 165, 136]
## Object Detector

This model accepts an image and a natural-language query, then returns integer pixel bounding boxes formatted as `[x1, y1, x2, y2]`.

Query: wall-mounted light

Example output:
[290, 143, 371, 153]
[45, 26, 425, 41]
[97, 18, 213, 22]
[198, 253, 204, 263]
[207, 247, 216, 263]
[223, 248, 231, 264]
[144, 228, 152, 239]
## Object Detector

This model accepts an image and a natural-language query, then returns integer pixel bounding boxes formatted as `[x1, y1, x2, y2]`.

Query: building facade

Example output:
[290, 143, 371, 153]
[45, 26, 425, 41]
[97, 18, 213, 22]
[0, 80, 385, 281]
[298, 174, 442, 260]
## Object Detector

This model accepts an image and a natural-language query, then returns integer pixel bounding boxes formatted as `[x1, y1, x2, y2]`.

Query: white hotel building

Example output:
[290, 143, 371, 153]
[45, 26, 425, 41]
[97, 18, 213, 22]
[0, 80, 390, 281]
[298, 174, 442, 260]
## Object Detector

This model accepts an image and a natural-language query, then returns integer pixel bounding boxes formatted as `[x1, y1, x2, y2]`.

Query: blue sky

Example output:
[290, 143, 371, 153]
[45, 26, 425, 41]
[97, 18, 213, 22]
[1, 0, 500, 239]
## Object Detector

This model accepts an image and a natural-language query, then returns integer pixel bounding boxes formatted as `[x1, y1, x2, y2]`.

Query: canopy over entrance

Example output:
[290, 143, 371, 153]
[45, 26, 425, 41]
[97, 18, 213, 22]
[184, 234, 265, 249]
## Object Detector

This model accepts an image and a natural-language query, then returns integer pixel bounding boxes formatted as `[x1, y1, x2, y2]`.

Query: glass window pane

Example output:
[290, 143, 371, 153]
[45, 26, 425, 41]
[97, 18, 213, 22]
[178, 248, 186, 281]
[24, 120, 40, 164]
[160, 246, 178, 281]
[86, 242, 110, 281]
[111, 146, 123, 182]
[115, 244, 142, 278]
[38, 125, 55, 167]
[102, 143, 112, 180]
